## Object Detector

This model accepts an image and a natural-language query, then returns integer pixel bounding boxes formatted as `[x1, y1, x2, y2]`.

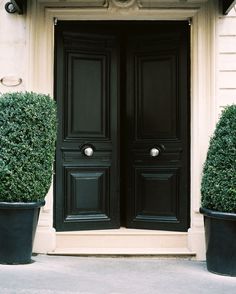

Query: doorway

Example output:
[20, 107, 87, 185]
[54, 21, 190, 232]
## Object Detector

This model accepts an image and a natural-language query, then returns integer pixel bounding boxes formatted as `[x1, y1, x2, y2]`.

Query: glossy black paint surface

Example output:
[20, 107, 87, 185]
[54, 22, 190, 231]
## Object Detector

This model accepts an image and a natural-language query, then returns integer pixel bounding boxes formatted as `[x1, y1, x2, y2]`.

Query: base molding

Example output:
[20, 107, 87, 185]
[33, 227, 56, 254]
[188, 228, 205, 260]
[49, 248, 195, 257]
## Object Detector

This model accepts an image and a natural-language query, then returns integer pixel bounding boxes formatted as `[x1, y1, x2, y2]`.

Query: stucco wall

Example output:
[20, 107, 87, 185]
[0, 0, 26, 93]
[217, 5, 236, 113]
[1, 1, 236, 113]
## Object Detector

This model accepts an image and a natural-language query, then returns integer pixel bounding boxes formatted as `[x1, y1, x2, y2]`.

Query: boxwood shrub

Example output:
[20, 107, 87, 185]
[0, 92, 57, 202]
[201, 105, 236, 213]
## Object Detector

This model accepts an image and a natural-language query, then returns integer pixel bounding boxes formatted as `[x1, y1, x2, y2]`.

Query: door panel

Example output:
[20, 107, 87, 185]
[64, 166, 110, 221]
[68, 54, 108, 138]
[125, 25, 189, 231]
[55, 22, 190, 232]
[135, 167, 180, 223]
[55, 25, 120, 231]
[137, 55, 177, 139]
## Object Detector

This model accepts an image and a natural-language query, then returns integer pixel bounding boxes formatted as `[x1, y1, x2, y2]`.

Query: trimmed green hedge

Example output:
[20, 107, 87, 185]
[0, 92, 57, 202]
[201, 105, 236, 213]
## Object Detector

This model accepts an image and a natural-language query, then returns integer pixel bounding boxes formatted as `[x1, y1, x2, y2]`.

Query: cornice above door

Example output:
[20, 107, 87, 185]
[6, 0, 236, 15]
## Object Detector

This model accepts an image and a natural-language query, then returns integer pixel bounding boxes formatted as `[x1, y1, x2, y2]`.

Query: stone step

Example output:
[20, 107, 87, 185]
[49, 247, 195, 257]
[51, 228, 195, 256]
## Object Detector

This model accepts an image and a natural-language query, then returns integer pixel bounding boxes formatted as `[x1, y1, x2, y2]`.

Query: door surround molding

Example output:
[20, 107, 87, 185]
[28, 0, 217, 259]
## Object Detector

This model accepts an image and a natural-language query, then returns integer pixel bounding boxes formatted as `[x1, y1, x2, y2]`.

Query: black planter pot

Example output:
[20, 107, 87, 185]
[0, 201, 45, 264]
[200, 207, 236, 276]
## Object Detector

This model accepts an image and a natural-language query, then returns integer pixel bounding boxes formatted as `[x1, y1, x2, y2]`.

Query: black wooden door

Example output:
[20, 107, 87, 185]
[54, 22, 190, 232]
[54, 23, 120, 231]
[123, 23, 190, 231]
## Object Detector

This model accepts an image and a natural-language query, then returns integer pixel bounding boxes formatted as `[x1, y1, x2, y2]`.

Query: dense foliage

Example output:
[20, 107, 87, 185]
[201, 105, 236, 213]
[0, 92, 57, 202]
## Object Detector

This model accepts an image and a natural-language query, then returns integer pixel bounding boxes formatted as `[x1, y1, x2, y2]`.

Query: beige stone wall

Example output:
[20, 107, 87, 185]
[2, 3, 236, 110]
[217, 5, 236, 113]
[0, 0, 26, 93]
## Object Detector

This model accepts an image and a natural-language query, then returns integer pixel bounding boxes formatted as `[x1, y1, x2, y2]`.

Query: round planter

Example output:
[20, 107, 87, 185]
[200, 207, 236, 276]
[0, 201, 45, 264]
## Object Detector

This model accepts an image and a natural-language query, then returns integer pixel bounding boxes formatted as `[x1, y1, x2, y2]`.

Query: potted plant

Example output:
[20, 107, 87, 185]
[0, 92, 57, 264]
[200, 104, 236, 276]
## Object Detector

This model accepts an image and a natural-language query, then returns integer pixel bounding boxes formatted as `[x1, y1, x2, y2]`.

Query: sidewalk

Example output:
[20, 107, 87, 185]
[0, 255, 236, 294]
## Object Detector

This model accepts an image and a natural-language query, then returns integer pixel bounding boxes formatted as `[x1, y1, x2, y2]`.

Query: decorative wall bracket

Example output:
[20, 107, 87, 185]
[110, 0, 137, 8]
[5, 0, 26, 14]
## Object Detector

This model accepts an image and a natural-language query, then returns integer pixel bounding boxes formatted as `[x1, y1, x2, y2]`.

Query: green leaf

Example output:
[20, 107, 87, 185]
[0, 92, 57, 202]
[201, 104, 236, 213]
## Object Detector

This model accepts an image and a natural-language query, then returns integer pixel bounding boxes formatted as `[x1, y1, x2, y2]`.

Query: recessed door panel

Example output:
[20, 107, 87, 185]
[134, 167, 180, 228]
[137, 55, 177, 139]
[63, 166, 112, 229]
[67, 53, 109, 139]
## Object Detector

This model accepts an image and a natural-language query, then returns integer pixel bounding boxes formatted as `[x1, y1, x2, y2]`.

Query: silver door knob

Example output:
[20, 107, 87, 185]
[150, 148, 160, 157]
[84, 147, 94, 157]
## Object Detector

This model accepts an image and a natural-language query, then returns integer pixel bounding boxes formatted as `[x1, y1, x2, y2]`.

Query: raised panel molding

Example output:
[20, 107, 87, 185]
[62, 33, 113, 141]
[66, 53, 109, 139]
[134, 167, 180, 222]
[64, 166, 110, 222]
[70, 171, 104, 213]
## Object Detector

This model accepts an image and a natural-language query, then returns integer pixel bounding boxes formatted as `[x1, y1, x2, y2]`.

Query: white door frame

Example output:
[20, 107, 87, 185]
[27, 0, 217, 259]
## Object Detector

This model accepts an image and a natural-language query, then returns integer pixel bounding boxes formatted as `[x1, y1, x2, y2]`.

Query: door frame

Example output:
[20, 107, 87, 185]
[28, 0, 217, 259]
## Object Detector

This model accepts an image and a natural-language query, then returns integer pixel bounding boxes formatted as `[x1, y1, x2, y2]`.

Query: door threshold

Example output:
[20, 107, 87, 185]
[56, 227, 188, 236]
[52, 228, 195, 256]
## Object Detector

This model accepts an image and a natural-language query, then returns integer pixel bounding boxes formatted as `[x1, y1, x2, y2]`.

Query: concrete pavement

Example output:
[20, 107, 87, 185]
[0, 255, 236, 294]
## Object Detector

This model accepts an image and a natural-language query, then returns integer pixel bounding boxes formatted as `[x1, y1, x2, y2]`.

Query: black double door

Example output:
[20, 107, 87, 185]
[55, 21, 190, 232]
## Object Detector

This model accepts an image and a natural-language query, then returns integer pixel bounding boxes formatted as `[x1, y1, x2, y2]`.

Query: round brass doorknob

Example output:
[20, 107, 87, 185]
[150, 148, 160, 157]
[84, 147, 94, 157]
